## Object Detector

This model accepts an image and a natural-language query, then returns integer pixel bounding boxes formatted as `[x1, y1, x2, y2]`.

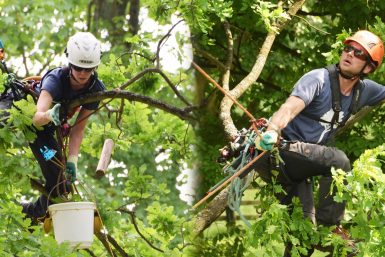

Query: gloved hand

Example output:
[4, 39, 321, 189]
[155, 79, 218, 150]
[65, 155, 78, 183]
[46, 103, 61, 126]
[255, 130, 279, 151]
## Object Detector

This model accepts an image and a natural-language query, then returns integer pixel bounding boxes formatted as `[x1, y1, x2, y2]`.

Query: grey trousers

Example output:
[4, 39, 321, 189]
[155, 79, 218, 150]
[254, 141, 351, 226]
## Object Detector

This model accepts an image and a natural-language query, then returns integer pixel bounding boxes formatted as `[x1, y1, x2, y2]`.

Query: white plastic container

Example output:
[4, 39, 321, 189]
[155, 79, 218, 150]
[48, 202, 95, 249]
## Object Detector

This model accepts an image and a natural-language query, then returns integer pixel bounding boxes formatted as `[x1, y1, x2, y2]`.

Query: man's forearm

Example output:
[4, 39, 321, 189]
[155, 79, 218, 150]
[268, 96, 305, 132]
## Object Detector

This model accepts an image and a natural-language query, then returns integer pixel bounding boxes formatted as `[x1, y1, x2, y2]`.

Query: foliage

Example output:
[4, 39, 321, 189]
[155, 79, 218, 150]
[1, 0, 385, 257]
[1, 1, 195, 256]
[251, 1, 291, 33]
[333, 144, 385, 257]
[191, 226, 247, 257]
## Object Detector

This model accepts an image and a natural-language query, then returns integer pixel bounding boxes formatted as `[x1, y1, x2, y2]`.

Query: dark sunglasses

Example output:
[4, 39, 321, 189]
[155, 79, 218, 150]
[71, 64, 95, 72]
[343, 45, 368, 61]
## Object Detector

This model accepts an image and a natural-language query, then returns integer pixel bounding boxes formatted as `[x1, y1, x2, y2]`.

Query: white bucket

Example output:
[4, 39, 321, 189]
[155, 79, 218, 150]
[48, 202, 95, 249]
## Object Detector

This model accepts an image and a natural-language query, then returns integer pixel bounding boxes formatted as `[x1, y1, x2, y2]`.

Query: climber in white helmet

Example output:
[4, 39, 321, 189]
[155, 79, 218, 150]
[21, 32, 106, 223]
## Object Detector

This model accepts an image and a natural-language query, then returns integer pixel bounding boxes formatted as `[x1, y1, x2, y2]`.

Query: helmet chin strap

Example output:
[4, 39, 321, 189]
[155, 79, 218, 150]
[336, 63, 367, 80]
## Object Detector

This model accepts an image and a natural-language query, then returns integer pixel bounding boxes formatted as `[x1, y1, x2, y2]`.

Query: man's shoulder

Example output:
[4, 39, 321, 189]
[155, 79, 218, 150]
[305, 67, 328, 77]
[296, 67, 328, 86]
[362, 78, 383, 88]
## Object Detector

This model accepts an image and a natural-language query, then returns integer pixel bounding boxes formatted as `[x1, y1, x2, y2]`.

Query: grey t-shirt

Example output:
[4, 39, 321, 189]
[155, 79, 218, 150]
[282, 68, 385, 145]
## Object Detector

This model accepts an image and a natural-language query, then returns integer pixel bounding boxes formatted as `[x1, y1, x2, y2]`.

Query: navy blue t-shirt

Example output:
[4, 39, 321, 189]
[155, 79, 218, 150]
[283, 68, 385, 145]
[41, 67, 105, 111]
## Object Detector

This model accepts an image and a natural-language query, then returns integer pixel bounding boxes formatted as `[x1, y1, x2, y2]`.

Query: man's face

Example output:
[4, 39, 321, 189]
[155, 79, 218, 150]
[339, 41, 372, 75]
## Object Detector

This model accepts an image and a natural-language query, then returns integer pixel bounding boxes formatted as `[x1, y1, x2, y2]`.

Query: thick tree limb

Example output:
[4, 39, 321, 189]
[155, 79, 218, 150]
[192, 188, 229, 235]
[67, 90, 197, 122]
[220, 0, 306, 139]
[222, 20, 233, 92]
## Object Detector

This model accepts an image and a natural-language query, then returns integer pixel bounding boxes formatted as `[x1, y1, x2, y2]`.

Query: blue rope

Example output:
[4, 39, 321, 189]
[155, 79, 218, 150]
[226, 130, 258, 227]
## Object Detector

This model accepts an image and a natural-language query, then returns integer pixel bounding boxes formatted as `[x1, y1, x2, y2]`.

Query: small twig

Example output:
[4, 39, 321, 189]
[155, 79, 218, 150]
[176, 220, 193, 251]
[293, 14, 330, 34]
[182, 123, 190, 155]
[105, 234, 132, 257]
[119, 208, 164, 253]
[118, 67, 192, 107]
[157, 69, 192, 106]
[119, 68, 159, 90]
[155, 20, 184, 68]
[193, 46, 227, 72]
[82, 249, 98, 257]
[95, 232, 118, 257]
[116, 98, 125, 138]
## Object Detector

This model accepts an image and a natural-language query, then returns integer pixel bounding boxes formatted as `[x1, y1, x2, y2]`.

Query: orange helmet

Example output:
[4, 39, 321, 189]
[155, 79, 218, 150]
[344, 30, 384, 71]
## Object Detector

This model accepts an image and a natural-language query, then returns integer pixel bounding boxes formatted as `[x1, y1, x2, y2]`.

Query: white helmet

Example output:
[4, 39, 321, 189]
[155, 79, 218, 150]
[66, 32, 101, 68]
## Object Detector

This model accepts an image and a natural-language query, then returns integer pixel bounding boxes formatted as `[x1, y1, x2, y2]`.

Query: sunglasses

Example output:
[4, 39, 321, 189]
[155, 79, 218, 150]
[343, 45, 368, 61]
[71, 64, 95, 72]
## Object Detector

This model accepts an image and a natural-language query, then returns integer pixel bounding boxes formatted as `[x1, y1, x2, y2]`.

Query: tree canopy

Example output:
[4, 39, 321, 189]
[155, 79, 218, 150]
[1, 0, 385, 256]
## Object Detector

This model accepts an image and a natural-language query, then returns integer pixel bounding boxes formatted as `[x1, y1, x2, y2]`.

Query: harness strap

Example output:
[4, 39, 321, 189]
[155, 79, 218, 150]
[302, 65, 363, 130]
[326, 64, 341, 128]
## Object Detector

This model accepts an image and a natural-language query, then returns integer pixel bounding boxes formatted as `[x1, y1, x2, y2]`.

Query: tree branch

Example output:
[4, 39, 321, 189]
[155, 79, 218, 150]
[118, 208, 165, 253]
[222, 20, 233, 91]
[219, 0, 306, 139]
[67, 90, 198, 122]
[192, 188, 229, 235]
[155, 20, 184, 68]
[118, 67, 192, 106]
[193, 46, 227, 72]
[95, 232, 120, 257]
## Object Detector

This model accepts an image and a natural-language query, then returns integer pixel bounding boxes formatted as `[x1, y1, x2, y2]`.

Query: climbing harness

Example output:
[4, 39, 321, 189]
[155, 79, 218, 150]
[301, 64, 363, 131]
